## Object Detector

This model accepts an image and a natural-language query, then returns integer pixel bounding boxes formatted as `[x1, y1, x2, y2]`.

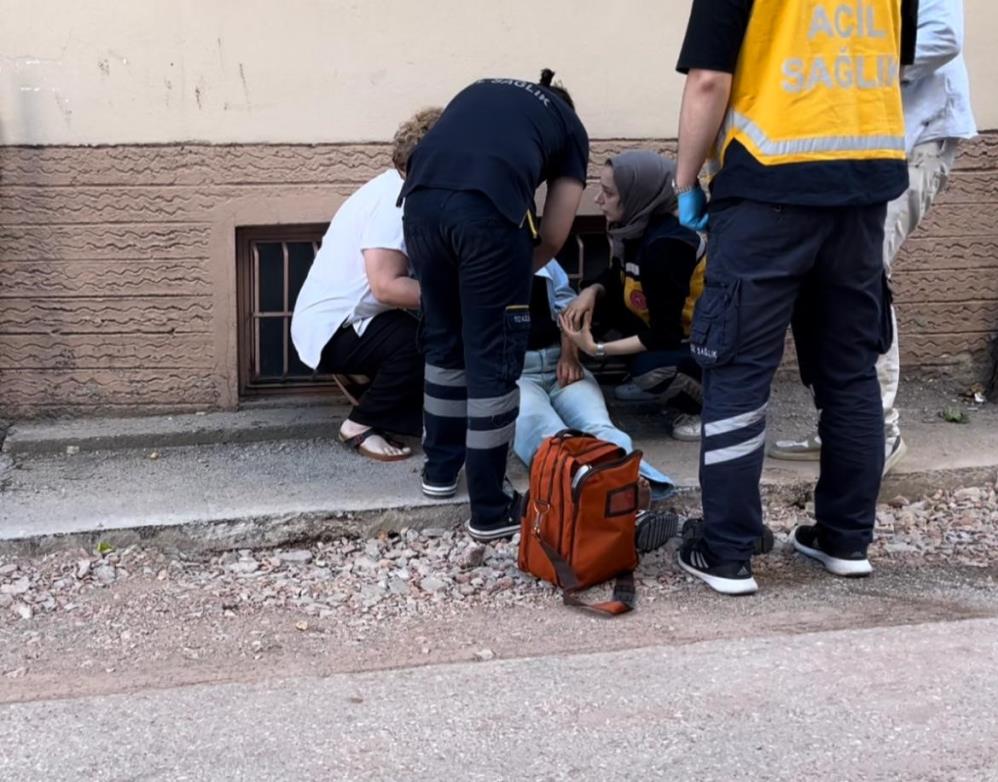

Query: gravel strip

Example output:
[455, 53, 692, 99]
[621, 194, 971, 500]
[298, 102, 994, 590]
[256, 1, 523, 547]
[2, 483, 996, 628]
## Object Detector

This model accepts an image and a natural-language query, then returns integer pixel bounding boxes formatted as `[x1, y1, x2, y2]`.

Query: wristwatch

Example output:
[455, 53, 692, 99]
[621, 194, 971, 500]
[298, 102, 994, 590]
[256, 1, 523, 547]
[594, 342, 607, 359]
[673, 178, 697, 195]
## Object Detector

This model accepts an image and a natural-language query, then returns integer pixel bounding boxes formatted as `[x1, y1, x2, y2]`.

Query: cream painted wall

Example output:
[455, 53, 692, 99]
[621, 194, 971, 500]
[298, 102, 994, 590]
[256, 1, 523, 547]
[1, 0, 995, 146]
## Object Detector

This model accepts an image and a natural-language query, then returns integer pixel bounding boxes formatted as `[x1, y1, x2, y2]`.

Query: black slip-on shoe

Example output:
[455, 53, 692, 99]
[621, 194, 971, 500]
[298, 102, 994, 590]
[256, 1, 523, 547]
[466, 492, 522, 543]
[421, 467, 460, 499]
[465, 518, 521, 542]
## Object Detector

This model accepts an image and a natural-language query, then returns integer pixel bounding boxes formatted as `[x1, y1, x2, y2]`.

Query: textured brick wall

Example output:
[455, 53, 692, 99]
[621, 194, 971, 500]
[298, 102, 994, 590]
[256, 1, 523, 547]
[890, 136, 998, 382]
[1, 135, 996, 417]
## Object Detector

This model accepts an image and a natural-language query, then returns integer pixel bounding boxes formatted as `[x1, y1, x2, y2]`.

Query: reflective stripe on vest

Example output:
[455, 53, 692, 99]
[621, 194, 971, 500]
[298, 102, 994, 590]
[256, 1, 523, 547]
[716, 0, 906, 168]
[720, 110, 906, 160]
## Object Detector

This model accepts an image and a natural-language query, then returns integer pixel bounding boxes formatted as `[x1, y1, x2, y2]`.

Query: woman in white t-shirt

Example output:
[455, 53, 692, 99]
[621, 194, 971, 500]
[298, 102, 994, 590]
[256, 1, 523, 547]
[291, 108, 441, 461]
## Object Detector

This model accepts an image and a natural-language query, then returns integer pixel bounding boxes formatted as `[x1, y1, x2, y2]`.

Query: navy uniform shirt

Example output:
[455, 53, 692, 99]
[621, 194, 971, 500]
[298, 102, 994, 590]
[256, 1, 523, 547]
[676, 0, 919, 207]
[399, 79, 590, 225]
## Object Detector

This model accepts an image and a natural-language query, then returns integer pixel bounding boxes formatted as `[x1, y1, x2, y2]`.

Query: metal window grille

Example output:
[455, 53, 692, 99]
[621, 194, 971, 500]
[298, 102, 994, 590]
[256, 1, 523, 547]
[236, 224, 333, 396]
[234, 217, 612, 398]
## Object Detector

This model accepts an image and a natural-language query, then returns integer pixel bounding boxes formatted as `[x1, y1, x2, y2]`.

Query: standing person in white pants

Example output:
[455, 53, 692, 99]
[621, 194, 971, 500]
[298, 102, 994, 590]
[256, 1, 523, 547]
[769, 0, 978, 475]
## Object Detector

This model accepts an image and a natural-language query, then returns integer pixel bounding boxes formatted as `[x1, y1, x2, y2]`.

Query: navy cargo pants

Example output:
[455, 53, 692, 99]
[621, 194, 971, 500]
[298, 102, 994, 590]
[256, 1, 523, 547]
[693, 200, 892, 563]
[403, 188, 533, 526]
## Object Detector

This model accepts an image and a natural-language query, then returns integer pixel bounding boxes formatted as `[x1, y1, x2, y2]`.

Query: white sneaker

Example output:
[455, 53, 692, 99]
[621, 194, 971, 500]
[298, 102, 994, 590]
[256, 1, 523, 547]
[883, 435, 907, 476]
[671, 414, 702, 442]
[768, 432, 906, 475]
[767, 432, 822, 461]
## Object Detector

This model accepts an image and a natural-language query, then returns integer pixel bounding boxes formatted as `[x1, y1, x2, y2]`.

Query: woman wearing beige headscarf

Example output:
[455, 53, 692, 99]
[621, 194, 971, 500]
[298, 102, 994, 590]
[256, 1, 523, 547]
[560, 149, 706, 441]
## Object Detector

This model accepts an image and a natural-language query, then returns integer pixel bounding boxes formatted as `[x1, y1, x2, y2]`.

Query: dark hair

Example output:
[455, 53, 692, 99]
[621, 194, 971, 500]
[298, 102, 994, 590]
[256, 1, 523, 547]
[539, 68, 575, 110]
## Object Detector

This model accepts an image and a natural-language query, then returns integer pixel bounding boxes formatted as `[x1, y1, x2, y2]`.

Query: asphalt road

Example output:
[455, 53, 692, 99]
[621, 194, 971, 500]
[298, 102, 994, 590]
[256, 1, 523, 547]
[3, 616, 997, 781]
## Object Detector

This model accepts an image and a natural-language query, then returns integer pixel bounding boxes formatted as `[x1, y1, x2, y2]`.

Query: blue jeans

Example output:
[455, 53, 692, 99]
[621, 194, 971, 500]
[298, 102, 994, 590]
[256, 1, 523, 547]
[514, 346, 674, 496]
[403, 188, 534, 526]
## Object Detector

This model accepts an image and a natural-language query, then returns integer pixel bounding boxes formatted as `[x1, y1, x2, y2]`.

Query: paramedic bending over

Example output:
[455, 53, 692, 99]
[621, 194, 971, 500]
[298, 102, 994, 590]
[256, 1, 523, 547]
[400, 69, 589, 542]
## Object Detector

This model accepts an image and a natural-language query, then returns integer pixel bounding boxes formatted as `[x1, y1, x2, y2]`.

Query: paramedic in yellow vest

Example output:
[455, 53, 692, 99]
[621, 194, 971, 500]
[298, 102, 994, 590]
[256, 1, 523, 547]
[673, 0, 918, 595]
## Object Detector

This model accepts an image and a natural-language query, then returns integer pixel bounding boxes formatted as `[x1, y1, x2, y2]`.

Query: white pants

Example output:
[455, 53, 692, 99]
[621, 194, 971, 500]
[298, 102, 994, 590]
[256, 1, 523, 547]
[879, 138, 959, 439]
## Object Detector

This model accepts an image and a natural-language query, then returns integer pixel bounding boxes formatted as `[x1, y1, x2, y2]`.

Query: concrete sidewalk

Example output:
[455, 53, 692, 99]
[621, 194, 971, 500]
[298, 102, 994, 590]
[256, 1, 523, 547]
[1, 380, 995, 554]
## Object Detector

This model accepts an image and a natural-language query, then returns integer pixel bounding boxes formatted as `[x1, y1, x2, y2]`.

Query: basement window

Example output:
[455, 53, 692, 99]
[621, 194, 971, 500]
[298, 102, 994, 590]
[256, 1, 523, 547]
[236, 224, 332, 396]
[235, 217, 611, 397]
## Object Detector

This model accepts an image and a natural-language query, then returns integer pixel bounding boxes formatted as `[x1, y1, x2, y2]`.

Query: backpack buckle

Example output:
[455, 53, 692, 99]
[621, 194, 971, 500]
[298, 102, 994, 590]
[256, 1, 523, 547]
[532, 499, 551, 535]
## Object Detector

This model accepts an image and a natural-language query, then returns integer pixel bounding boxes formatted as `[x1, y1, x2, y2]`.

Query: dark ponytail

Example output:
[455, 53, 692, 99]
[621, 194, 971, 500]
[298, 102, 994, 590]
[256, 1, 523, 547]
[539, 68, 575, 110]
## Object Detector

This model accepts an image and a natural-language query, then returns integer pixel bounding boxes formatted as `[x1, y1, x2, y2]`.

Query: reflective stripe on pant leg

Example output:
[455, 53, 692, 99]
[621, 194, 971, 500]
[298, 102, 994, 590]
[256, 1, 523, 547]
[467, 421, 517, 450]
[426, 364, 467, 388]
[466, 387, 519, 450]
[467, 389, 519, 418]
[702, 402, 768, 465]
[701, 403, 767, 463]
[703, 430, 767, 466]
[422, 362, 468, 483]
[424, 363, 468, 418]
[423, 394, 467, 418]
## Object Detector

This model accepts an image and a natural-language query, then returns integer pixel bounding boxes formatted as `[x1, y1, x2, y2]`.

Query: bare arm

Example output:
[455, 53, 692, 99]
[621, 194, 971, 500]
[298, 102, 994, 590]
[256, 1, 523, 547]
[675, 69, 733, 188]
[556, 331, 585, 388]
[558, 312, 647, 358]
[561, 283, 604, 329]
[601, 335, 646, 357]
[560, 331, 581, 361]
[533, 177, 585, 272]
[363, 248, 421, 310]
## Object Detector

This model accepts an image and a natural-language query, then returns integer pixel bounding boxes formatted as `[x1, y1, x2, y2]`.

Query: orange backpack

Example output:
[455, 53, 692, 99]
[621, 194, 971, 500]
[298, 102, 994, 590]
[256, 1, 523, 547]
[518, 430, 642, 616]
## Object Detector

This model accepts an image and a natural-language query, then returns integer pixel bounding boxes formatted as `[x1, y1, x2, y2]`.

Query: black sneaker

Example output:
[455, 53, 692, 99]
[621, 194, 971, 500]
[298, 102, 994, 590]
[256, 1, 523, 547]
[791, 525, 872, 577]
[635, 510, 682, 553]
[677, 538, 758, 596]
[681, 517, 775, 556]
[421, 466, 460, 499]
[466, 493, 522, 543]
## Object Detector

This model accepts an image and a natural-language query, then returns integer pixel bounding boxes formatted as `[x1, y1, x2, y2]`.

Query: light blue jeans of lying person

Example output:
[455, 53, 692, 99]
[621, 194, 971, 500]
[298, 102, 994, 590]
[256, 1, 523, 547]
[514, 346, 675, 499]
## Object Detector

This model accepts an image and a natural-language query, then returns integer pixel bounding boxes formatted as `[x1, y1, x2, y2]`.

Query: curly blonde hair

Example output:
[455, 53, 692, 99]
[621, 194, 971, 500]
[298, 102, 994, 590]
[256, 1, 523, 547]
[392, 107, 443, 175]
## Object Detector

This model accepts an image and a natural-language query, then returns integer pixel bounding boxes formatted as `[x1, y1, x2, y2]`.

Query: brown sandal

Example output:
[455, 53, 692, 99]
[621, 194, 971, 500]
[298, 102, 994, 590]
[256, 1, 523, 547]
[339, 427, 412, 462]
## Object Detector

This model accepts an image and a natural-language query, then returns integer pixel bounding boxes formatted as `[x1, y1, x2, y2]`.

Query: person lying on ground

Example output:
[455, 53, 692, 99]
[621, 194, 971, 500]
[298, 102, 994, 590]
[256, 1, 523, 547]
[290, 107, 442, 462]
[559, 150, 706, 442]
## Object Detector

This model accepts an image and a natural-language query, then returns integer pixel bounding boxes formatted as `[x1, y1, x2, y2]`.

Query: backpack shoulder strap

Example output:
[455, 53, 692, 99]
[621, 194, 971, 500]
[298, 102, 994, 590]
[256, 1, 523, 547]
[537, 537, 635, 617]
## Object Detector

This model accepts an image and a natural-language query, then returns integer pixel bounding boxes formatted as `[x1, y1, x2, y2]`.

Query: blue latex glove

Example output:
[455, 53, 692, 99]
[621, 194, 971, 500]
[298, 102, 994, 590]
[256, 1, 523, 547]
[678, 186, 709, 231]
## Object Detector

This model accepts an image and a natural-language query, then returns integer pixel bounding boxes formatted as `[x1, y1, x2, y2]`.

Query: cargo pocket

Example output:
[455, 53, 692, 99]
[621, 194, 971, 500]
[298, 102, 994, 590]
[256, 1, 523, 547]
[689, 280, 741, 369]
[876, 272, 895, 354]
[501, 305, 532, 382]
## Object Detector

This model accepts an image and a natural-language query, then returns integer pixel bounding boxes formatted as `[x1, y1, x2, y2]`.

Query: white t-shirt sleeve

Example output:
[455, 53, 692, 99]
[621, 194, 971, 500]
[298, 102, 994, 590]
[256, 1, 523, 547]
[360, 196, 406, 254]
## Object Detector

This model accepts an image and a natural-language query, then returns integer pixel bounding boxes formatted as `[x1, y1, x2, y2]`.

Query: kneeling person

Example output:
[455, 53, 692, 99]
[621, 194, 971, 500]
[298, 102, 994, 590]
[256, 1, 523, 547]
[560, 151, 705, 440]
[291, 108, 441, 461]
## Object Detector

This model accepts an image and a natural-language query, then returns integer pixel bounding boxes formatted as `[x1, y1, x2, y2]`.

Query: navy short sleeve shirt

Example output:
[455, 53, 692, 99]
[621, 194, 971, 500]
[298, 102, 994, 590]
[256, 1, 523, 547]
[400, 79, 590, 225]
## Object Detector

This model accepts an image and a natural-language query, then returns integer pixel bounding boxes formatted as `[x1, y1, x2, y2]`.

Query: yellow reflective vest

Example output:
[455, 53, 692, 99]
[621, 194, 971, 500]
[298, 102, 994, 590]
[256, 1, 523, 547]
[714, 0, 907, 170]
